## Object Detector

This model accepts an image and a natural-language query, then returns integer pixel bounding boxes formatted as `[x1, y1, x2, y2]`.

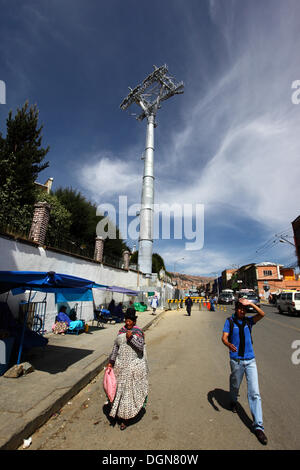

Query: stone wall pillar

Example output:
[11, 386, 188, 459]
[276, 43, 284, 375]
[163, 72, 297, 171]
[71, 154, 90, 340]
[94, 236, 104, 263]
[123, 250, 131, 270]
[29, 202, 51, 245]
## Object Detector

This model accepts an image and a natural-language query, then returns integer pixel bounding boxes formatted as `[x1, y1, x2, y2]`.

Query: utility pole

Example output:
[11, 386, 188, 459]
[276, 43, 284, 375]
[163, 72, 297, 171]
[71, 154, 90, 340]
[120, 65, 184, 276]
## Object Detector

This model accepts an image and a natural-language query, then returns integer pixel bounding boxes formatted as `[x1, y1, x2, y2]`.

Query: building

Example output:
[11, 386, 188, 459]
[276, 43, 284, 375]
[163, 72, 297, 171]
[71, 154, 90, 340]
[222, 269, 237, 289]
[292, 215, 300, 268]
[34, 177, 53, 194]
[229, 262, 300, 299]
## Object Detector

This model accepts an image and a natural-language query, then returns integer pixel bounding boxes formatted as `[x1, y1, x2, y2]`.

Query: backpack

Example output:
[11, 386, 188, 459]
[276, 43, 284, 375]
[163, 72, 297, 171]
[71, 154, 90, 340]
[227, 316, 253, 344]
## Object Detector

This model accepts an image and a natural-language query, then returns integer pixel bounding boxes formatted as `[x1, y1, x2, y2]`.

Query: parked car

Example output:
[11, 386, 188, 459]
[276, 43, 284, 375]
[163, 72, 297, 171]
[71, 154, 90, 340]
[218, 293, 234, 305]
[236, 292, 260, 313]
[277, 291, 300, 316]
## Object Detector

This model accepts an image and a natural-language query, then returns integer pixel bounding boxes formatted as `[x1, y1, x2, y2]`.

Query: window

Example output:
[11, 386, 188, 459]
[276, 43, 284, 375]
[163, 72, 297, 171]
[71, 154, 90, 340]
[281, 293, 287, 300]
[263, 270, 273, 276]
[295, 293, 300, 301]
[286, 293, 293, 301]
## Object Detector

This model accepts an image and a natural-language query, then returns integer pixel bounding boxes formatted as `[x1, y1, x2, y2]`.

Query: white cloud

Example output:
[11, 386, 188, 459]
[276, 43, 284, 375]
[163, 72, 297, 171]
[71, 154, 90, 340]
[156, 110, 300, 228]
[158, 243, 233, 276]
[79, 152, 142, 204]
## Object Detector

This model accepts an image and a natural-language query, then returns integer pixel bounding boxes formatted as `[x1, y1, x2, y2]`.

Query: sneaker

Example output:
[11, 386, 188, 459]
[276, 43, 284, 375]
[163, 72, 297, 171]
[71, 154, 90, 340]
[230, 401, 238, 413]
[254, 429, 268, 445]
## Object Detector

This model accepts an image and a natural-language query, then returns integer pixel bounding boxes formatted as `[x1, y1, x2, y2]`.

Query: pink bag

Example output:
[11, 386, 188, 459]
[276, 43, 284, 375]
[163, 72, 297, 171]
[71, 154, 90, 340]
[103, 367, 117, 402]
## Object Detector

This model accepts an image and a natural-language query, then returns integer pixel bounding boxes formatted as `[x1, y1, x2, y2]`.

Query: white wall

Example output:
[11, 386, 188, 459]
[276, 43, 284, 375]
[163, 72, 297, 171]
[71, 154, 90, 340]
[0, 236, 174, 332]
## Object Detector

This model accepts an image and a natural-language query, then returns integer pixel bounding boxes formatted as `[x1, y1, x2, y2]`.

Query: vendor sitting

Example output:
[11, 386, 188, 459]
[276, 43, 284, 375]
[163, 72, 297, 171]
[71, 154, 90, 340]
[114, 302, 124, 322]
[52, 306, 84, 335]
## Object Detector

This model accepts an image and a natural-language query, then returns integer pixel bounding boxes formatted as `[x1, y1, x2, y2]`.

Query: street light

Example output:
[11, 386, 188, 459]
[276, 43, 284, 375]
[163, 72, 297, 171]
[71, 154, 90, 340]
[279, 237, 295, 247]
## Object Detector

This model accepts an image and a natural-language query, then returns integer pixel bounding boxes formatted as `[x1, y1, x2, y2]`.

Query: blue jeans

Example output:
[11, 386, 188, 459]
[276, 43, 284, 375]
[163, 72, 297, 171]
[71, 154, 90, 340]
[229, 358, 264, 431]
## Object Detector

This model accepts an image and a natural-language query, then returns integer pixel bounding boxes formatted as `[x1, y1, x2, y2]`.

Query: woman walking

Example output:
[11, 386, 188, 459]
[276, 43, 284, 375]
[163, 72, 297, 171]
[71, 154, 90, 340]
[106, 308, 148, 430]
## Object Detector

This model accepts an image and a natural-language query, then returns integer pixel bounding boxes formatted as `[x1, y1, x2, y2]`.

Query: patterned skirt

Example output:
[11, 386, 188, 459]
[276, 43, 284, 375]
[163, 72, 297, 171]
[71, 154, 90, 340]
[52, 321, 69, 334]
[109, 336, 148, 421]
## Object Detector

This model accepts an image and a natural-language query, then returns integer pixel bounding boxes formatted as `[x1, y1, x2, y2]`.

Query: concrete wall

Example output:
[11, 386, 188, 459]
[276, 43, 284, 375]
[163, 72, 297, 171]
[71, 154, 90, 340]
[0, 235, 174, 333]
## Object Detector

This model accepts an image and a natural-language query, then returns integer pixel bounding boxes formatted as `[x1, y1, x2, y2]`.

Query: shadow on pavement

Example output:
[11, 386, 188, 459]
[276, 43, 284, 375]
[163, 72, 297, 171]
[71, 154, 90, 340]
[207, 388, 253, 432]
[23, 344, 94, 374]
[102, 402, 146, 430]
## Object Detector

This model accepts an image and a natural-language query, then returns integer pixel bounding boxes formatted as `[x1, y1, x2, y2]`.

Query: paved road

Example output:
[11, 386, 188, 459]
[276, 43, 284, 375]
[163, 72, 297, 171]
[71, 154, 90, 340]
[24, 304, 300, 450]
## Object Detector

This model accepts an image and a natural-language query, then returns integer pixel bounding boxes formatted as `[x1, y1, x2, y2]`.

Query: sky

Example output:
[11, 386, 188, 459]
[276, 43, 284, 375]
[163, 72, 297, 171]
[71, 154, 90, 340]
[0, 0, 300, 277]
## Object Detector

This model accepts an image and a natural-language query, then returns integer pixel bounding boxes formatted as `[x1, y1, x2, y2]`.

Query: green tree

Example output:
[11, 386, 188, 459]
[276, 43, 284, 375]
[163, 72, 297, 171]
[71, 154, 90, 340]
[0, 101, 49, 208]
[152, 253, 166, 274]
[129, 251, 167, 274]
[0, 152, 33, 232]
[0, 102, 50, 233]
[36, 190, 72, 247]
[54, 187, 128, 257]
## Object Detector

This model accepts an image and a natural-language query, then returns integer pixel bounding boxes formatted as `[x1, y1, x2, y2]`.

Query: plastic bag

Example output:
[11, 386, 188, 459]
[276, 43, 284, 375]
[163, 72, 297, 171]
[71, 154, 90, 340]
[103, 367, 117, 402]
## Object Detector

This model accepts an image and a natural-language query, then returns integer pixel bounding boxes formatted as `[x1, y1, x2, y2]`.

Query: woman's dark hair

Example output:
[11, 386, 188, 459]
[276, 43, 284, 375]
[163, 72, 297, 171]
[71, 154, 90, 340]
[124, 307, 137, 321]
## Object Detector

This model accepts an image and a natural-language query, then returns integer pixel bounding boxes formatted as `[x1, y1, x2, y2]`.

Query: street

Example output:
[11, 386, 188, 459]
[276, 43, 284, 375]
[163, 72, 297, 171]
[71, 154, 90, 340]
[24, 303, 300, 450]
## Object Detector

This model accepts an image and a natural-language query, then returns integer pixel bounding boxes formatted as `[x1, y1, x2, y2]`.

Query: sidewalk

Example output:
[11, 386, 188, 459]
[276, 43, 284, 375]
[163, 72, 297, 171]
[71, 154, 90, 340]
[0, 308, 166, 450]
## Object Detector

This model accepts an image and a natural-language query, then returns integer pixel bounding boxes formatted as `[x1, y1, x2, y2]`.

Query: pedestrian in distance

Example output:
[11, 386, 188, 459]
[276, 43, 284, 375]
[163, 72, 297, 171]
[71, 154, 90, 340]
[151, 295, 158, 315]
[185, 296, 193, 316]
[106, 308, 149, 431]
[221, 298, 268, 445]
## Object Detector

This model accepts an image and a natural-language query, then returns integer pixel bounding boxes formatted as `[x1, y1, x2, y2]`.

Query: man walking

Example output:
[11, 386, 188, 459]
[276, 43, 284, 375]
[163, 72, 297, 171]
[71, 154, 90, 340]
[151, 295, 158, 315]
[221, 297, 268, 445]
[185, 296, 193, 316]
[210, 296, 216, 311]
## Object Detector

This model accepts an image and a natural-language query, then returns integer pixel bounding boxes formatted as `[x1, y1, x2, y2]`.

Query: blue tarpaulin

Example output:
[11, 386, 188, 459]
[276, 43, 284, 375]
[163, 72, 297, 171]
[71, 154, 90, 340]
[55, 289, 94, 303]
[0, 271, 107, 294]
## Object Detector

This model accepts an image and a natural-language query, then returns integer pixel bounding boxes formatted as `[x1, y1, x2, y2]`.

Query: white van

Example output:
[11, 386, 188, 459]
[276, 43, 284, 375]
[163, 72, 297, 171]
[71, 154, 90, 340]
[277, 290, 300, 316]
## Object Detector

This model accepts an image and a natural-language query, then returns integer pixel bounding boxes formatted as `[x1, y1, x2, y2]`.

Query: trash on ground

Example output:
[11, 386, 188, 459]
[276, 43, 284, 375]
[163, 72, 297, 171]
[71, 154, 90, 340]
[23, 437, 32, 449]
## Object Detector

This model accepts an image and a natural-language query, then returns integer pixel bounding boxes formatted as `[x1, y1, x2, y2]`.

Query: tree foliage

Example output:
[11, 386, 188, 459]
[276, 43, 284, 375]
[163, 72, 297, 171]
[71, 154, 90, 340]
[36, 190, 72, 247]
[0, 102, 49, 231]
[0, 101, 49, 208]
[54, 187, 128, 257]
[130, 251, 167, 274]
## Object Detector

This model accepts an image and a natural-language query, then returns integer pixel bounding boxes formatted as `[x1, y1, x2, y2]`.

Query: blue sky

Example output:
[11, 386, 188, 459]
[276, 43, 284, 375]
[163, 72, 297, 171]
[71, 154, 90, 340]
[1, 0, 300, 276]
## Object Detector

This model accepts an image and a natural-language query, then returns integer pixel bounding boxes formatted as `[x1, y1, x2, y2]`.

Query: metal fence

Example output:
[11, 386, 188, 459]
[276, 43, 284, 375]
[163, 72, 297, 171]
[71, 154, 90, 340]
[19, 299, 47, 335]
[0, 219, 31, 240]
[103, 253, 123, 269]
[0, 221, 124, 268]
[45, 232, 95, 259]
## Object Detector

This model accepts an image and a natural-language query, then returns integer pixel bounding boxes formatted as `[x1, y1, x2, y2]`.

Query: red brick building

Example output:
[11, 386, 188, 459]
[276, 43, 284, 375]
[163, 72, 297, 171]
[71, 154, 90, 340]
[224, 262, 300, 299]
